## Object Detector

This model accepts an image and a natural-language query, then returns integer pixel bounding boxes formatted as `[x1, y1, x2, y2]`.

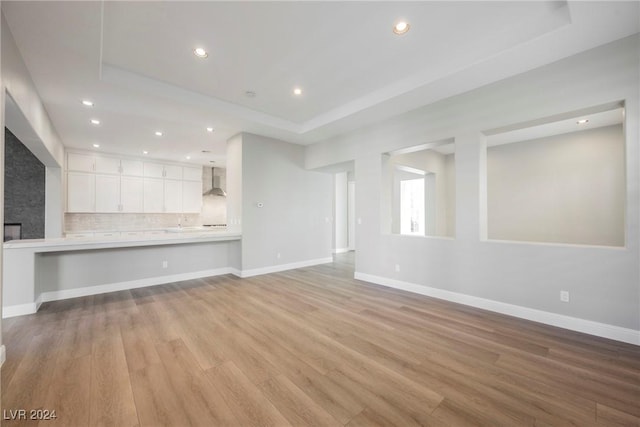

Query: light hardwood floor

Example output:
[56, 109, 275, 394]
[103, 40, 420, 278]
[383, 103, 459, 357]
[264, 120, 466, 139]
[2, 252, 639, 426]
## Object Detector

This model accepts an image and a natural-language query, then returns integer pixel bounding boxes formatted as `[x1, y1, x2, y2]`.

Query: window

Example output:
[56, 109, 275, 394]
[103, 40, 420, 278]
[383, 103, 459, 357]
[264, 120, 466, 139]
[400, 178, 424, 235]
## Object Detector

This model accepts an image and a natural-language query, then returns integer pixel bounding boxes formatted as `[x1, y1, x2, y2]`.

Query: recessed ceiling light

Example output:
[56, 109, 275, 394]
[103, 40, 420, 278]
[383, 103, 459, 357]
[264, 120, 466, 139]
[193, 47, 208, 58]
[206, 127, 214, 133]
[90, 119, 100, 125]
[186, 156, 191, 160]
[393, 21, 410, 35]
[82, 100, 94, 107]
[155, 131, 163, 137]
[293, 87, 303, 96]
[143, 150, 149, 155]
[576, 119, 589, 125]
[92, 143, 100, 148]
[245, 91, 256, 98]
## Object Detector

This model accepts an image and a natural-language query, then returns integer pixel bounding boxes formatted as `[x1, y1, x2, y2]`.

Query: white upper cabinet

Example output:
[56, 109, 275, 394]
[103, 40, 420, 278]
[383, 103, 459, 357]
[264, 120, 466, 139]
[143, 162, 165, 178]
[121, 159, 144, 176]
[164, 180, 183, 213]
[67, 172, 95, 212]
[164, 164, 183, 180]
[95, 156, 121, 175]
[67, 153, 95, 172]
[121, 176, 144, 212]
[95, 174, 120, 212]
[66, 151, 203, 214]
[183, 166, 202, 182]
[143, 178, 164, 213]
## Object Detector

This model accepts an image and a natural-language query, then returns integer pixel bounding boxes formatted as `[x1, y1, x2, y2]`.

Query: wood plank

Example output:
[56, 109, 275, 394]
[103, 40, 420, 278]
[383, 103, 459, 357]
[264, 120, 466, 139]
[258, 374, 341, 426]
[205, 361, 292, 427]
[2, 332, 63, 427]
[39, 354, 91, 427]
[154, 339, 239, 426]
[129, 362, 188, 426]
[596, 403, 640, 426]
[89, 335, 139, 427]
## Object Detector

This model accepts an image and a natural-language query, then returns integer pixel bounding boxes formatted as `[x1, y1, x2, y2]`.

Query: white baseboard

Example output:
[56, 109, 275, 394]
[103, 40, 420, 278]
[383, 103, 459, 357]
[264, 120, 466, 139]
[354, 272, 640, 346]
[2, 259, 333, 318]
[239, 257, 333, 278]
[333, 248, 350, 254]
[38, 267, 235, 304]
[228, 268, 242, 277]
[2, 302, 39, 318]
[0, 345, 5, 367]
[2, 268, 234, 318]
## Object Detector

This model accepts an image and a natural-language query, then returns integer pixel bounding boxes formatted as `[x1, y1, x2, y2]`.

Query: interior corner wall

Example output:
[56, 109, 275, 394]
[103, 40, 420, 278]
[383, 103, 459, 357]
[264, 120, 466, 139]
[304, 34, 640, 335]
[45, 167, 63, 238]
[444, 153, 456, 237]
[226, 134, 243, 270]
[1, 13, 63, 168]
[240, 133, 332, 271]
[334, 172, 348, 251]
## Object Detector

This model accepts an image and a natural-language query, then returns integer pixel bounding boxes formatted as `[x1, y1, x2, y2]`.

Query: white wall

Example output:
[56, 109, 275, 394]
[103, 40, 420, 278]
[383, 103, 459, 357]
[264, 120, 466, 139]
[45, 167, 63, 237]
[240, 133, 333, 271]
[488, 125, 625, 246]
[36, 242, 230, 295]
[444, 154, 456, 237]
[334, 171, 348, 251]
[305, 35, 640, 339]
[226, 134, 243, 236]
[1, 13, 63, 168]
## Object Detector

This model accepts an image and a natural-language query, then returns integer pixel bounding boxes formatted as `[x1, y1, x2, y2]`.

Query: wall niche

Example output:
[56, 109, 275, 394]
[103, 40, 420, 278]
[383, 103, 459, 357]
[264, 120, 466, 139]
[485, 104, 625, 247]
[382, 139, 456, 238]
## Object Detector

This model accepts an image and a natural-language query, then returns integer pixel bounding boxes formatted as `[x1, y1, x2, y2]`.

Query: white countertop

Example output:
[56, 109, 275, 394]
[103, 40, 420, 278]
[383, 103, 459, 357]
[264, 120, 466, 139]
[3, 229, 241, 252]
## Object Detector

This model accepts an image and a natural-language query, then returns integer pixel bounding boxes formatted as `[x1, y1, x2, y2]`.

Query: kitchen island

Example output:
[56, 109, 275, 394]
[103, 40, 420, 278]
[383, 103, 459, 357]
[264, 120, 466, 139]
[3, 229, 242, 317]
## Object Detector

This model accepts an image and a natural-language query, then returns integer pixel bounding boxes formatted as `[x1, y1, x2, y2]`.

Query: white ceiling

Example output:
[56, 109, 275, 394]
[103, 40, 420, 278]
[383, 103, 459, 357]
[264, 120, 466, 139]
[2, 1, 638, 166]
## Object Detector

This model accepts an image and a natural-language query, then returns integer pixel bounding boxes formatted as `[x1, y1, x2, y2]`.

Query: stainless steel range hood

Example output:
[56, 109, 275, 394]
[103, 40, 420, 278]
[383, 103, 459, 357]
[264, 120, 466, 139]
[203, 167, 226, 197]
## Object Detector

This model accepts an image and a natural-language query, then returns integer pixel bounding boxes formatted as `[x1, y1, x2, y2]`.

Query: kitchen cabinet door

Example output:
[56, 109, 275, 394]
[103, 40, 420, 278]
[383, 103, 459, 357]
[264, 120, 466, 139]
[182, 180, 202, 213]
[95, 174, 120, 212]
[164, 179, 183, 213]
[164, 164, 183, 180]
[183, 166, 202, 181]
[95, 156, 121, 174]
[143, 162, 165, 178]
[121, 176, 144, 212]
[67, 172, 95, 212]
[67, 153, 95, 172]
[143, 178, 164, 213]
[121, 159, 144, 176]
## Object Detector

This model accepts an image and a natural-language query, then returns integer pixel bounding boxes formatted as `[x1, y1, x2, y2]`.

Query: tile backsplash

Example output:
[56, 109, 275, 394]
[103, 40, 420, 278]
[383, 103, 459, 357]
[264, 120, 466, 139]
[65, 213, 203, 232]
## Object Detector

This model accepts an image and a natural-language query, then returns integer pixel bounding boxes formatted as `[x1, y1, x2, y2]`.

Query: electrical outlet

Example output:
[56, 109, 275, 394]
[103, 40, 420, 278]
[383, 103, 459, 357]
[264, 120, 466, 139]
[162, 260, 168, 269]
[395, 264, 400, 272]
[560, 290, 570, 302]
[277, 252, 281, 259]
